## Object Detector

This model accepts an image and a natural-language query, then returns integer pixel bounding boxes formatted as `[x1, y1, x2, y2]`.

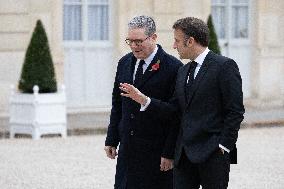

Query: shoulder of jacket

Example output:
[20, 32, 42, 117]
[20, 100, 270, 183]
[208, 51, 235, 67]
[119, 52, 133, 63]
[161, 52, 183, 67]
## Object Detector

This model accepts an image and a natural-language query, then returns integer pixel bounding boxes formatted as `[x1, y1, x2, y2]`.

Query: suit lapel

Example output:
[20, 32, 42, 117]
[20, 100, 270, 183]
[124, 55, 136, 85]
[186, 54, 211, 108]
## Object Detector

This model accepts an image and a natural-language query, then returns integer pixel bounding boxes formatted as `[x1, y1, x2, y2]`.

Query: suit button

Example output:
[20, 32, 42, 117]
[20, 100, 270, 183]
[130, 131, 134, 135]
[130, 114, 135, 119]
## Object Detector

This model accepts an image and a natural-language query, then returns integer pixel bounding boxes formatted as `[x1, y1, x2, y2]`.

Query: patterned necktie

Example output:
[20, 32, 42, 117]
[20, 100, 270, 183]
[187, 61, 197, 86]
[186, 61, 197, 95]
[134, 60, 145, 86]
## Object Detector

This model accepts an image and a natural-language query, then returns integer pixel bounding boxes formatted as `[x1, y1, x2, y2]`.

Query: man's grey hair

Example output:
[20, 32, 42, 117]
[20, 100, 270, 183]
[128, 15, 156, 36]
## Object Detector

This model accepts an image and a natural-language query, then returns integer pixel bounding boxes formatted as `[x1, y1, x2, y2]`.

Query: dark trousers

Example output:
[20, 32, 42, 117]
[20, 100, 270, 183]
[174, 149, 230, 189]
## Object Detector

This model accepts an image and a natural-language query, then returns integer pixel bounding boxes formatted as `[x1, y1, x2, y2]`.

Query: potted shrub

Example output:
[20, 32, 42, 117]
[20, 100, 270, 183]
[9, 20, 67, 139]
[207, 14, 221, 55]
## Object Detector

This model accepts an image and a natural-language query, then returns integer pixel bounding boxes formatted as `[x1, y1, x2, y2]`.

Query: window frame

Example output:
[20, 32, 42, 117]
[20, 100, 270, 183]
[63, 0, 112, 47]
[211, 0, 250, 43]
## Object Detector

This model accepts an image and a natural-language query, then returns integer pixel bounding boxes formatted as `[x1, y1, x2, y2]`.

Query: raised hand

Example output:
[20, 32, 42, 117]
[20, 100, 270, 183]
[119, 83, 148, 105]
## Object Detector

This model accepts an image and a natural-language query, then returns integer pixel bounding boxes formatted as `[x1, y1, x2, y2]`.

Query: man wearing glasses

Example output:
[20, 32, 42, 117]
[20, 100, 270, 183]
[104, 15, 182, 189]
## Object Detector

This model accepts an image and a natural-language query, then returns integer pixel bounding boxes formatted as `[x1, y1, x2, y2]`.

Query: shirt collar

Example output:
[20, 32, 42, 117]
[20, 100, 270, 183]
[193, 47, 210, 66]
[138, 45, 158, 67]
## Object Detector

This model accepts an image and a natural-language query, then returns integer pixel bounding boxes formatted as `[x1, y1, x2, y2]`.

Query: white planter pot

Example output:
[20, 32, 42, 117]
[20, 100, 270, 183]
[9, 85, 67, 140]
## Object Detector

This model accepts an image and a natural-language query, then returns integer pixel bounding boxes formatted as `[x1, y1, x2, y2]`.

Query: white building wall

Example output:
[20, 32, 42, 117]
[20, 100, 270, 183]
[250, 0, 284, 107]
[0, 0, 283, 129]
[0, 0, 64, 115]
[0, 0, 30, 113]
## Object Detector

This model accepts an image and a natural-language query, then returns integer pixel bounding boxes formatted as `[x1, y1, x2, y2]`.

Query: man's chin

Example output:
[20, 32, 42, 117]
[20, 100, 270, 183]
[133, 55, 144, 60]
[133, 51, 145, 58]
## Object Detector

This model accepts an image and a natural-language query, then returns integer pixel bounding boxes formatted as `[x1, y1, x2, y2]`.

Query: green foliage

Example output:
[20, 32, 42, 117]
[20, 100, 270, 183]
[18, 20, 57, 93]
[207, 15, 221, 55]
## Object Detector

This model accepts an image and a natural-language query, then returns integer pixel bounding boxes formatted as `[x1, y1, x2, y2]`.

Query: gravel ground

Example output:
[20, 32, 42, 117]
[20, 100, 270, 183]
[0, 126, 283, 189]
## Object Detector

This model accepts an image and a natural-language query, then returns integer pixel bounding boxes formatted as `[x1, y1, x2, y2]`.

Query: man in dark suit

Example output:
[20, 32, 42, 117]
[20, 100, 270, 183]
[104, 15, 182, 189]
[120, 17, 245, 189]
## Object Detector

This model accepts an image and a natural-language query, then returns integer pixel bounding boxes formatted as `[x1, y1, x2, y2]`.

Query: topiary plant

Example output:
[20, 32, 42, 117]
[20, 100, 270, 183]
[207, 14, 221, 55]
[18, 20, 57, 93]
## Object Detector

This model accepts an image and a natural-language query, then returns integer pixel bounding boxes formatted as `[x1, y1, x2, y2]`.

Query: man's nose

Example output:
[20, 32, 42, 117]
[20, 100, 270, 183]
[129, 42, 139, 48]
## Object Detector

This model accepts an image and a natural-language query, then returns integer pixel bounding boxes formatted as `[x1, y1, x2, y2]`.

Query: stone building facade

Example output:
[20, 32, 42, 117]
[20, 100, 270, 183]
[0, 0, 283, 129]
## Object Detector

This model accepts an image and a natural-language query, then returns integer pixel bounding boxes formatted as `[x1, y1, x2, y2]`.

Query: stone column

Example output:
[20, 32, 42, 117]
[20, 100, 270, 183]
[250, 0, 284, 107]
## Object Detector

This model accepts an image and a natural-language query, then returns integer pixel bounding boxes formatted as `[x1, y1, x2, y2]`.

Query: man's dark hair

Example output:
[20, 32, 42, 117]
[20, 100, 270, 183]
[173, 17, 209, 47]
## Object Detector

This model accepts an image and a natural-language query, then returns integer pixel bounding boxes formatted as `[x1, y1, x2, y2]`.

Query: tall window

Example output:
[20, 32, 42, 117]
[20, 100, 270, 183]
[211, 0, 249, 39]
[232, 0, 248, 38]
[63, 0, 109, 41]
[64, 0, 82, 40]
[211, 0, 226, 39]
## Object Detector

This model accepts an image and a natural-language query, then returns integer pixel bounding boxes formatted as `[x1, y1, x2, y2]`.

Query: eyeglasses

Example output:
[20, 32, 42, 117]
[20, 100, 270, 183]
[125, 36, 150, 46]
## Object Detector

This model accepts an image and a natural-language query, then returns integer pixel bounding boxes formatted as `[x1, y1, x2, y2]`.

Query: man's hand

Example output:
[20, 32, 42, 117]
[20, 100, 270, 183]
[119, 83, 147, 105]
[160, 157, 174, 171]
[104, 146, 117, 159]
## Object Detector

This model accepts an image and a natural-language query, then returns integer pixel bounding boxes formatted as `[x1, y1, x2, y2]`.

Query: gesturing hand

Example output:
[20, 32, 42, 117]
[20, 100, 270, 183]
[119, 83, 147, 105]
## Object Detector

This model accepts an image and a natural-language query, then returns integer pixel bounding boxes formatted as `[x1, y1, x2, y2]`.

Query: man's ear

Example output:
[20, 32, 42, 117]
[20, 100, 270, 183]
[151, 33, 157, 41]
[186, 37, 194, 46]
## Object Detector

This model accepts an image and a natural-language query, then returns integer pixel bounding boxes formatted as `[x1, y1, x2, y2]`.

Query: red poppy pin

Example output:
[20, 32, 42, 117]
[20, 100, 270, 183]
[150, 60, 160, 71]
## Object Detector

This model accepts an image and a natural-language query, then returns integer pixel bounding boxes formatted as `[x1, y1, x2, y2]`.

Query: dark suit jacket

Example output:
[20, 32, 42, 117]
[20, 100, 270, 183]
[105, 45, 182, 189]
[147, 51, 245, 165]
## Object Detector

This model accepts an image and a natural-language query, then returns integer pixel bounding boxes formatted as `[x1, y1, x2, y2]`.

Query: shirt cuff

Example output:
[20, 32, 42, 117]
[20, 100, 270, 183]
[219, 144, 230, 153]
[140, 97, 151, 111]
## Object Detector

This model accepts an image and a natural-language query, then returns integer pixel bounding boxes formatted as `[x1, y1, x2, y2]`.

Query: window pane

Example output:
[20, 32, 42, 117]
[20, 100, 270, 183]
[64, 0, 82, 3]
[212, 6, 226, 39]
[232, 6, 248, 38]
[234, 0, 248, 4]
[88, 5, 109, 40]
[63, 5, 82, 40]
[88, 0, 108, 4]
[212, 0, 225, 4]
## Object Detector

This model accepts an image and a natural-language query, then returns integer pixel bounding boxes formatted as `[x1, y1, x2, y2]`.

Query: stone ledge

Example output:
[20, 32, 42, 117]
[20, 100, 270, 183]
[1, 106, 284, 138]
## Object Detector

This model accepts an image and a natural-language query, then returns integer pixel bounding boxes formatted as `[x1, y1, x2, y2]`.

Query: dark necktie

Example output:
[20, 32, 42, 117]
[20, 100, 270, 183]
[134, 59, 145, 86]
[186, 61, 197, 95]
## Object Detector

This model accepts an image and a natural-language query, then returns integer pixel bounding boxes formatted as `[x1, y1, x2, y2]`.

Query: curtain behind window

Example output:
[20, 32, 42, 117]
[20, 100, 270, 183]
[232, 4, 248, 38]
[64, 1, 82, 40]
[88, 3, 109, 40]
[63, 0, 109, 41]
